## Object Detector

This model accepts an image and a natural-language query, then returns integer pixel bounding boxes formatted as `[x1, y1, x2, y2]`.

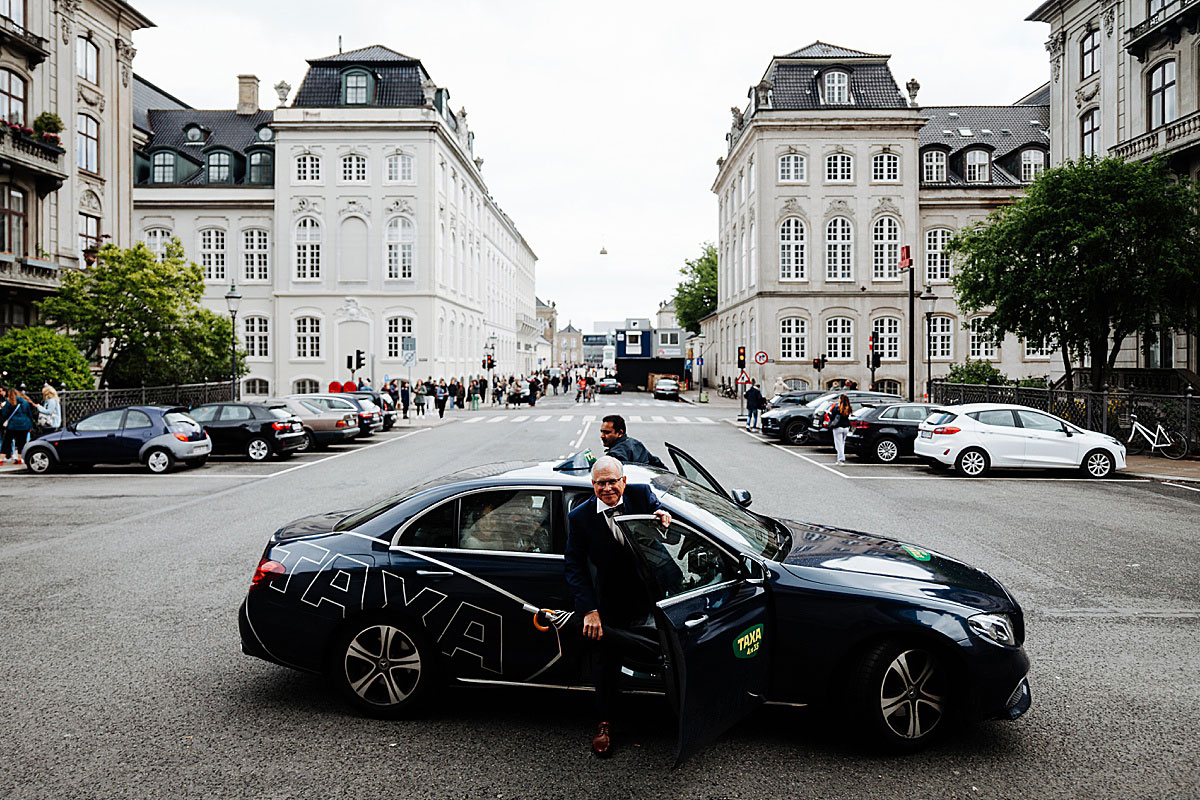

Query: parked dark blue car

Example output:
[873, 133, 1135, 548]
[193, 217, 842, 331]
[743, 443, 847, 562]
[23, 405, 210, 474]
[239, 445, 1031, 764]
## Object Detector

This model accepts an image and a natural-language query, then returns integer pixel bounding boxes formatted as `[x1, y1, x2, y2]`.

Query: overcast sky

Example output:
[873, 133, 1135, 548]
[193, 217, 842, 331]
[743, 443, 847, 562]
[132, 0, 1051, 334]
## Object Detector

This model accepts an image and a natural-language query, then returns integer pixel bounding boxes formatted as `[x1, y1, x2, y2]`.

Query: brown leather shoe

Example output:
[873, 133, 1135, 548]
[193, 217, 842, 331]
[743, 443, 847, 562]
[591, 721, 612, 757]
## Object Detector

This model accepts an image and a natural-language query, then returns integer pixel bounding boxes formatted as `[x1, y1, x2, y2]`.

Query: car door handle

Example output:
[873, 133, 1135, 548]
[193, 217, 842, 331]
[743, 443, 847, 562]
[416, 569, 454, 578]
[683, 614, 709, 629]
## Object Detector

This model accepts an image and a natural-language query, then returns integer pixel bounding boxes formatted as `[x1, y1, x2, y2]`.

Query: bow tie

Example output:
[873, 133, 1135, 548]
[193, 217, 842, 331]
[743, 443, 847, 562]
[603, 504, 623, 517]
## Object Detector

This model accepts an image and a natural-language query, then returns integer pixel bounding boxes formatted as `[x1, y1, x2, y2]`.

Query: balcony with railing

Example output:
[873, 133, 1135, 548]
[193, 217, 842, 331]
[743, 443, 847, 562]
[1110, 109, 1200, 160]
[0, 125, 67, 194]
[1126, 0, 1200, 61]
[0, 252, 63, 293]
[0, 14, 49, 68]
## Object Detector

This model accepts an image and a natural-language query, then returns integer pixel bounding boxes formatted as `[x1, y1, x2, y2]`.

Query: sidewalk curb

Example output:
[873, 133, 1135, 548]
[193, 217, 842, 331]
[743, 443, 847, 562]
[1124, 471, 1200, 483]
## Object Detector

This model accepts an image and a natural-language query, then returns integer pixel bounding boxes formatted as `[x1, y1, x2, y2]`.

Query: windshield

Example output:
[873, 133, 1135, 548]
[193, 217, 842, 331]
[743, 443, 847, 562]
[268, 408, 291, 420]
[164, 412, 200, 432]
[806, 393, 837, 408]
[654, 473, 788, 561]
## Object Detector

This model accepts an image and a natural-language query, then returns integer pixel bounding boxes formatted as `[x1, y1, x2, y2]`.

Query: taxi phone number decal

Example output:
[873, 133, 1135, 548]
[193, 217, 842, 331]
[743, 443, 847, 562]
[733, 623, 764, 659]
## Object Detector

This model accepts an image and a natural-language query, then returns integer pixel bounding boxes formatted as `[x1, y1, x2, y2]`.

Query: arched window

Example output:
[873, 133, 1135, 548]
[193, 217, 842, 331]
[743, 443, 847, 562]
[294, 316, 321, 359]
[0, 186, 26, 257]
[243, 378, 269, 396]
[199, 228, 226, 281]
[779, 317, 807, 360]
[295, 154, 321, 183]
[242, 228, 269, 281]
[293, 378, 319, 394]
[825, 217, 853, 281]
[872, 316, 901, 360]
[1081, 108, 1100, 157]
[242, 315, 269, 358]
[341, 154, 367, 182]
[0, 69, 27, 125]
[823, 71, 850, 104]
[872, 153, 899, 182]
[925, 228, 953, 283]
[777, 153, 806, 182]
[151, 152, 175, 183]
[248, 152, 272, 184]
[923, 150, 946, 182]
[825, 153, 853, 183]
[142, 227, 170, 261]
[825, 317, 854, 360]
[386, 217, 415, 279]
[1148, 60, 1177, 129]
[76, 37, 99, 84]
[386, 316, 414, 359]
[386, 152, 414, 182]
[927, 315, 954, 359]
[1020, 150, 1046, 182]
[964, 150, 990, 182]
[875, 379, 901, 395]
[207, 151, 231, 183]
[779, 218, 806, 281]
[294, 218, 321, 280]
[76, 114, 98, 171]
[872, 217, 900, 280]
[969, 317, 998, 360]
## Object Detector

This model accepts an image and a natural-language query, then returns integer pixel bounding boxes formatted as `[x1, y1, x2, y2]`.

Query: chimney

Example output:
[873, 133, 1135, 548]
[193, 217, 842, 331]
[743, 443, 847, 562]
[237, 74, 260, 116]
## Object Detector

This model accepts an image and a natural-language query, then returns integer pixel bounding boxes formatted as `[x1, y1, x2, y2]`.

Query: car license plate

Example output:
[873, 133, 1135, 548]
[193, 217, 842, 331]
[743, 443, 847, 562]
[292, 423, 302, 432]
[920, 430, 932, 439]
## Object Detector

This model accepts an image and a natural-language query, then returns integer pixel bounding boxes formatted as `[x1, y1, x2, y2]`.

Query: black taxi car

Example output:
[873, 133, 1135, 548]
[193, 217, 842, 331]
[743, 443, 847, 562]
[239, 444, 1031, 764]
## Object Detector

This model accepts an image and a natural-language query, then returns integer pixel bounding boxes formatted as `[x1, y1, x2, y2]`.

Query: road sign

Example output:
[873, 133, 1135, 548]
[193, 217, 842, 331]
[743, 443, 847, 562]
[753, 350, 768, 365]
[401, 336, 416, 368]
[735, 370, 751, 385]
[697, 357, 704, 366]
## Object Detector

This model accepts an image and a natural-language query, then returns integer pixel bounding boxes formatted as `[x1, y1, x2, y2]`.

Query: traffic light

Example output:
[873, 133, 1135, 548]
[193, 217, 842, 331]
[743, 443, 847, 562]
[871, 352, 881, 370]
[737, 346, 746, 369]
[487, 355, 495, 370]
[354, 349, 366, 371]
[812, 355, 827, 371]
[482, 357, 488, 370]
[346, 355, 353, 370]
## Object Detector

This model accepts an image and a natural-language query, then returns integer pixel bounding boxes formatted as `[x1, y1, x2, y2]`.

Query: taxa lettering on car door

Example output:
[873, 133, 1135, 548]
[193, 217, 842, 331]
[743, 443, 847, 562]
[264, 488, 572, 682]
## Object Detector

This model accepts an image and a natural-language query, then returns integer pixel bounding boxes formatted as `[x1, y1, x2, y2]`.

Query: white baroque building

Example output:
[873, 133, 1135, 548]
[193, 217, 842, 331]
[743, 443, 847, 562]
[132, 46, 538, 396]
[706, 42, 1054, 398]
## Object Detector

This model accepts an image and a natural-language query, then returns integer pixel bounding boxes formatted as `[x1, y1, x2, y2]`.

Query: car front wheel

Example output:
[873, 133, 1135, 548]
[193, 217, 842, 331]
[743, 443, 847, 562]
[955, 448, 989, 477]
[246, 437, 271, 462]
[25, 447, 54, 474]
[1082, 449, 1114, 478]
[874, 437, 900, 463]
[784, 421, 808, 446]
[851, 640, 953, 752]
[331, 615, 432, 717]
[145, 447, 175, 474]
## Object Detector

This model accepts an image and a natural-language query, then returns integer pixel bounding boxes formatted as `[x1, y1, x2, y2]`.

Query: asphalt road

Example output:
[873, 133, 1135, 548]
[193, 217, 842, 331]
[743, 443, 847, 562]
[1, 392, 1197, 800]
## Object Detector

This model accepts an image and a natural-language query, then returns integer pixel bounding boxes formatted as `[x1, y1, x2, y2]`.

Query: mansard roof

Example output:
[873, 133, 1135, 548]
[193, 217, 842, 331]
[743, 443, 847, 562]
[143, 109, 274, 157]
[293, 44, 430, 108]
[310, 45, 419, 63]
[768, 59, 908, 110]
[782, 41, 887, 59]
[133, 74, 191, 133]
[918, 104, 1050, 186]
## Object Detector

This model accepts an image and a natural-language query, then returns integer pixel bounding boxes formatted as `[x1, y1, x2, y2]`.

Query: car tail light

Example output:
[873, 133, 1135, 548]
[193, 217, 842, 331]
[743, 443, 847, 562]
[271, 421, 290, 431]
[336, 418, 347, 428]
[851, 420, 870, 429]
[250, 558, 285, 591]
[174, 433, 189, 441]
[934, 426, 961, 435]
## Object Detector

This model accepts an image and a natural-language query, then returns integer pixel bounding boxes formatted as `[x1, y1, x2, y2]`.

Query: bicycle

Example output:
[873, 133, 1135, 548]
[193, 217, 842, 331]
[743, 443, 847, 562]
[1124, 413, 1189, 460]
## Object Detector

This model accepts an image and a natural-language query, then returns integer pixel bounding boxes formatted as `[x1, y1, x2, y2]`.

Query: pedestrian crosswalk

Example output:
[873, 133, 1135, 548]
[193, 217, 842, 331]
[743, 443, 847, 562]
[460, 413, 719, 425]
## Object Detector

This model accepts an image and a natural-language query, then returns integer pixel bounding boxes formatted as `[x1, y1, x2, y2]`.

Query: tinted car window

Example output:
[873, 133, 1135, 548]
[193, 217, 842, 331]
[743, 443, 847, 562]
[656, 474, 787, 560]
[221, 405, 253, 421]
[898, 406, 932, 421]
[878, 406, 899, 420]
[76, 409, 125, 431]
[971, 409, 1019, 427]
[621, 518, 733, 599]
[1016, 410, 1063, 431]
[399, 500, 457, 548]
[123, 410, 153, 429]
[165, 412, 201, 434]
[926, 411, 957, 426]
[459, 490, 553, 554]
[267, 408, 291, 420]
[189, 405, 219, 422]
[300, 401, 326, 415]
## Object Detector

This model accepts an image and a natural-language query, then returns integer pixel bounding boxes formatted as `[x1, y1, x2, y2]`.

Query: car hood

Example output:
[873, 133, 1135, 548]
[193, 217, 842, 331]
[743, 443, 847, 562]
[777, 519, 1015, 612]
[272, 509, 356, 540]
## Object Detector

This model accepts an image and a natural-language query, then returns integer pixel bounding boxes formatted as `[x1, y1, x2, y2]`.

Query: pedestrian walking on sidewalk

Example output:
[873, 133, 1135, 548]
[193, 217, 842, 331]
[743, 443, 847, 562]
[35, 385, 61, 436]
[829, 394, 853, 464]
[744, 379, 765, 430]
[400, 381, 411, 419]
[0, 387, 36, 466]
[435, 380, 449, 419]
[413, 382, 426, 417]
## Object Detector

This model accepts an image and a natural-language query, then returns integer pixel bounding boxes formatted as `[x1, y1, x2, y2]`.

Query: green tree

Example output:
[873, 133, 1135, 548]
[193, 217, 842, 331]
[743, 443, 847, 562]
[944, 359, 1009, 385]
[105, 308, 245, 388]
[949, 156, 1200, 390]
[0, 326, 93, 390]
[673, 243, 717, 335]
[37, 239, 216, 387]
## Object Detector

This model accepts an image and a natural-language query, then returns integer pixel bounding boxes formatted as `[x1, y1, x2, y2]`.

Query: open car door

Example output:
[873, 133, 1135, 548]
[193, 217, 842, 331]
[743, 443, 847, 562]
[616, 513, 770, 766]
[664, 442, 751, 507]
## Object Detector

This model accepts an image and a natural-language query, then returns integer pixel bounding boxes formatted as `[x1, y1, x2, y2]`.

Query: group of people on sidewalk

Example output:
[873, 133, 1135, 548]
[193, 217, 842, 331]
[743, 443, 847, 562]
[742, 378, 858, 463]
[0, 383, 61, 465]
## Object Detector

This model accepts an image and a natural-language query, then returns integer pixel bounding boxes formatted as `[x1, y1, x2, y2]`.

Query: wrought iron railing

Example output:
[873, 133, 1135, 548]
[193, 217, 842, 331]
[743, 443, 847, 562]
[58, 381, 234, 426]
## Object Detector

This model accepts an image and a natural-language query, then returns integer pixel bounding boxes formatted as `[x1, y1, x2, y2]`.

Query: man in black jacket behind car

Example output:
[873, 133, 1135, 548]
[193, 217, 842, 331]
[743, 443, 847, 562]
[600, 415, 666, 469]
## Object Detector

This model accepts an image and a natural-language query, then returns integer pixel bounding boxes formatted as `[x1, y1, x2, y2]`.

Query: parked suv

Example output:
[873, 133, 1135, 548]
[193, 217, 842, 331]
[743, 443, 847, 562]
[23, 405, 210, 474]
[347, 390, 398, 430]
[188, 402, 306, 461]
[846, 403, 943, 462]
[807, 393, 904, 445]
[767, 389, 825, 410]
[761, 391, 900, 446]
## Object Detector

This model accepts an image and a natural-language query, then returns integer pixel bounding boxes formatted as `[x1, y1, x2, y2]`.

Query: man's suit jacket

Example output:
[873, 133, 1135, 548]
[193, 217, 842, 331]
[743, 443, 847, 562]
[564, 483, 662, 621]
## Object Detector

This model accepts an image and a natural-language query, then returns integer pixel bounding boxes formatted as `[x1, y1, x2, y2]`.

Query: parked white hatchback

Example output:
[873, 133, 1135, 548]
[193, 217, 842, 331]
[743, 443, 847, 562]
[914, 403, 1127, 478]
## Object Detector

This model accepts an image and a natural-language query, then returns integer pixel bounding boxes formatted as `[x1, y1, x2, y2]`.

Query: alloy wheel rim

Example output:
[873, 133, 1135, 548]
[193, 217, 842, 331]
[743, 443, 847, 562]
[877, 440, 898, 462]
[147, 451, 169, 472]
[29, 451, 50, 472]
[962, 452, 985, 475]
[298, 432, 314, 452]
[879, 649, 944, 739]
[344, 624, 421, 706]
[1087, 453, 1110, 477]
[249, 440, 270, 460]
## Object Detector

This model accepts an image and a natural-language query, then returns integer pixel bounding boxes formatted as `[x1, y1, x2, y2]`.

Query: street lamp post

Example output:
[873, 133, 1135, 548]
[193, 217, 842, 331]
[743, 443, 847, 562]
[486, 332, 497, 404]
[920, 285, 937, 401]
[224, 280, 242, 400]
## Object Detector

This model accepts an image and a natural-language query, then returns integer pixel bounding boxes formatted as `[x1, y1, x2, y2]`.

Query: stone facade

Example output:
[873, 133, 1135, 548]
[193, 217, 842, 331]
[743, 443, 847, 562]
[556, 323, 582, 365]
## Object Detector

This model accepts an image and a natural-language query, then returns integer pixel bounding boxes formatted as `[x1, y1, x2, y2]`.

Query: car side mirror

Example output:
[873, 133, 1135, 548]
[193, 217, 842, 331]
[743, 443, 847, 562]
[66, 423, 76, 433]
[740, 555, 766, 582]
[731, 489, 752, 507]
[1062, 427, 1073, 437]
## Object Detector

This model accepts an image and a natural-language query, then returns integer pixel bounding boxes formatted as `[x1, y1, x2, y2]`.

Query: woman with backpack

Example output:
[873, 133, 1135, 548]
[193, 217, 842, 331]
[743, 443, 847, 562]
[828, 394, 853, 465]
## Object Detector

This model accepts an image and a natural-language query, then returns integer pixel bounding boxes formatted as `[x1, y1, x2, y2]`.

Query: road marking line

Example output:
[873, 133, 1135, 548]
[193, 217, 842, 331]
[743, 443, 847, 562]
[463, 417, 485, 424]
[511, 416, 530, 422]
[674, 416, 691, 423]
[1164, 482, 1200, 493]
[630, 415, 643, 423]
[572, 420, 593, 450]
[651, 415, 667, 423]
[583, 415, 596, 423]
[535, 415, 551, 422]
[695, 417, 716, 424]
[487, 416, 505, 423]
[558, 415, 573, 422]
[264, 428, 429, 479]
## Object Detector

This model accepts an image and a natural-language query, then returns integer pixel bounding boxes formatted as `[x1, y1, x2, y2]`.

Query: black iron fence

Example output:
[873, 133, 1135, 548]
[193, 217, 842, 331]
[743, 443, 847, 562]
[59, 381, 234, 426]
[930, 381, 1197, 449]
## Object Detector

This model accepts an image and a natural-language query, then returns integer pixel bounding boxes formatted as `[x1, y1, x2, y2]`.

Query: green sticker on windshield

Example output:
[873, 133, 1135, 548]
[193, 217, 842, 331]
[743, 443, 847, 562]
[901, 544, 932, 561]
[733, 624, 763, 659]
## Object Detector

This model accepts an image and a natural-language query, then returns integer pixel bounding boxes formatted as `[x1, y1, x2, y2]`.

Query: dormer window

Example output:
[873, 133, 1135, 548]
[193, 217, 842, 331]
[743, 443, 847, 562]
[1020, 149, 1047, 182]
[923, 150, 947, 182]
[207, 151, 231, 183]
[964, 150, 990, 183]
[184, 125, 204, 143]
[151, 151, 175, 183]
[824, 71, 850, 105]
[342, 70, 373, 105]
[256, 126, 274, 142]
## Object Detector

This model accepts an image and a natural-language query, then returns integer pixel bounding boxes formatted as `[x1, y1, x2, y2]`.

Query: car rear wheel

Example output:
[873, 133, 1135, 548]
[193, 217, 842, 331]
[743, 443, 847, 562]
[246, 437, 271, 462]
[851, 640, 953, 752]
[145, 447, 174, 474]
[331, 615, 432, 717]
[25, 447, 53, 474]
[785, 421, 808, 446]
[873, 437, 900, 463]
[1081, 449, 1114, 478]
[296, 429, 317, 453]
[955, 448, 989, 477]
